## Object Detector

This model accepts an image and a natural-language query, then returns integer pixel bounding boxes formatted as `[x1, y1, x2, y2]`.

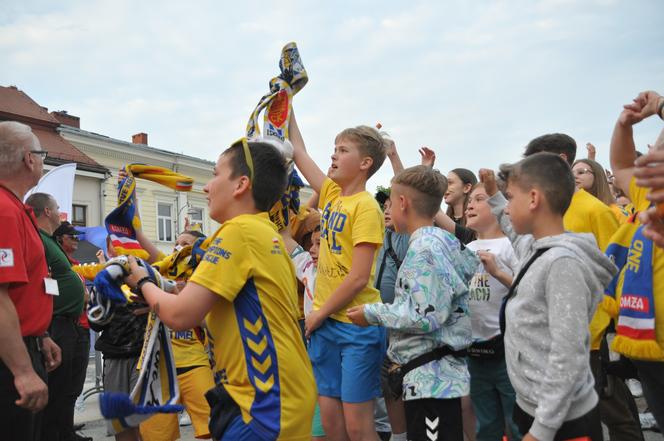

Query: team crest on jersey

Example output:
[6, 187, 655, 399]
[271, 237, 282, 255]
[0, 249, 14, 267]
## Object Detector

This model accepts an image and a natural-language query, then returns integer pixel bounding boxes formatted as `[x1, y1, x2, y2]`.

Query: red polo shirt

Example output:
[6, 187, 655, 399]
[0, 186, 52, 336]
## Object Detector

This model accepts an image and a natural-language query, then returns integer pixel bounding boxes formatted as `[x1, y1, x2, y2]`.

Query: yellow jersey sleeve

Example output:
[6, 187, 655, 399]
[72, 263, 105, 281]
[589, 207, 619, 252]
[352, 203, 385, 247]
[189, 223, 252, 302]
[319, 178, 341, 211]
[629, 178, 650, 212]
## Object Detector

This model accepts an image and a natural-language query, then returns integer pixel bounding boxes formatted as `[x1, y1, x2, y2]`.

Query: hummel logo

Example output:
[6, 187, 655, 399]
[425, 416, 439, 440]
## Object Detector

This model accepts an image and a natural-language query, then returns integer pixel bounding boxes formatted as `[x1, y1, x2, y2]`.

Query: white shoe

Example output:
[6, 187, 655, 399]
[179, 411, 192, 427]
[626, 379, 643, 397]
[639, 412, 658, 430]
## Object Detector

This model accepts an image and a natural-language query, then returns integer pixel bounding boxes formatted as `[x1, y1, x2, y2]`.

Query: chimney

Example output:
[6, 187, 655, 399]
[51, 110, 80, 128]
[132, 132, 148, 145]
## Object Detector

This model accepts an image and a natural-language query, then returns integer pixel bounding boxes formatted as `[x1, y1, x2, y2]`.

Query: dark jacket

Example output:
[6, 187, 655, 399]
[90, 303, 147, 359]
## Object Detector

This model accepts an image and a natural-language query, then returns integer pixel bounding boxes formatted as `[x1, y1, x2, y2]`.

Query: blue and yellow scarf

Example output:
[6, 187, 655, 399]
[246, 42, 307, 229]
[603, 218, 664, 360]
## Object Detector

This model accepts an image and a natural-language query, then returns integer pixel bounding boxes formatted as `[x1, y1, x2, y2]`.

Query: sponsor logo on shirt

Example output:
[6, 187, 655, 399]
[204, 238, 232, 264]
[0, 249, 14, 267]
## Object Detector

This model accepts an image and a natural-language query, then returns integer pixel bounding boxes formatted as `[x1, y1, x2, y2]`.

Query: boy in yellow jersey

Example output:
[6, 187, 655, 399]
[524, 133, 642, 441]
[123, 139, 316, 441]
[289, 111, 387, 441]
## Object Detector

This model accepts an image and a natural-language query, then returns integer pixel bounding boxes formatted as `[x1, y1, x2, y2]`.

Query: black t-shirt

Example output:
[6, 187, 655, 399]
[454, 223, 476, 246]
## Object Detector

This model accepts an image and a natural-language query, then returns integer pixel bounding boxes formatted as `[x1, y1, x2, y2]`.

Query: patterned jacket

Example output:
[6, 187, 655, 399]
[364, 226, 478, 400]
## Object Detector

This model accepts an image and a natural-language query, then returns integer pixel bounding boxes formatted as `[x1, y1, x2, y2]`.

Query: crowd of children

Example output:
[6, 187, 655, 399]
[84, 89, 664, 441]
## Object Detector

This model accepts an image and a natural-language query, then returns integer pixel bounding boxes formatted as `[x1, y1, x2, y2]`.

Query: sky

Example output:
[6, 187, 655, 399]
[1, 0, 663, 191]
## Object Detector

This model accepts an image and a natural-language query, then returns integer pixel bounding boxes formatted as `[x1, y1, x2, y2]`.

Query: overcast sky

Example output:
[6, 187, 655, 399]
[1, 0, 663, 191]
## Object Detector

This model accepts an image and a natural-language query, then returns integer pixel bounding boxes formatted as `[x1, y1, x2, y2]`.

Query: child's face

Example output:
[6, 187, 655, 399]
[204, 153, 240, 223]
[465, 186, 496, 232]
[388, 185, 407, 233]
[174, 232, 197, 252]
[329, 137, 366, 185]
[309, 230, 321, 266]
[504, 180, 532, 235]
[572, 162, 595, 192]
[383, 199, 394, 230]
[444, 172, 470, 206]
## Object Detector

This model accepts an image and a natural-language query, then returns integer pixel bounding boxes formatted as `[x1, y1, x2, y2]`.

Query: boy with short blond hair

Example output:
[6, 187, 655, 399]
[347, 165, 478, 441]
[289, 113, 386, 441]
[481, 153, 617, 441]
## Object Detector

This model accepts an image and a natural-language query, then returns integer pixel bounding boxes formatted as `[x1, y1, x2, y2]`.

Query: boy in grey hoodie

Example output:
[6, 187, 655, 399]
[480, 153, 617, 441]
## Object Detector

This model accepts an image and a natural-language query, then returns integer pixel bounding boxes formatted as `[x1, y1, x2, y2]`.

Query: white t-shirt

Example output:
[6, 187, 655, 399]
[290, 246, 317, 317]
[466, 237, 518, 341]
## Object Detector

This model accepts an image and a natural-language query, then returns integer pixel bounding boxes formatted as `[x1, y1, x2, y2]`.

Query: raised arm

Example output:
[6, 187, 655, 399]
[289, 111, 326, 193]
[384, 137, 404, 175]
[611, 90, 663, 194]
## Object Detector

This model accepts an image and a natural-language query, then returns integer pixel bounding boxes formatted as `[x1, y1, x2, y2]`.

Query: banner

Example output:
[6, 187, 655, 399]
[24, 163, 77, 221]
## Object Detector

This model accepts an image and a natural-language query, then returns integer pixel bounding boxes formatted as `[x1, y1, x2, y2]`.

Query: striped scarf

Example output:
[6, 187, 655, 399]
[105, 164, 193, 258]
[246, 42, 307, 229]
[603, 219, 664, 361]
[92, 256, 184, 430]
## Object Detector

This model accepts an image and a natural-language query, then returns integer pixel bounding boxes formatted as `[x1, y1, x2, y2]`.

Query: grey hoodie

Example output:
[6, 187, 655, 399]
[488, 193, 617, 441]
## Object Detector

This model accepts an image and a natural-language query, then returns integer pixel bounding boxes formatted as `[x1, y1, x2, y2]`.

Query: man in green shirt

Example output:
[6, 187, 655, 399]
[25, 193, 89, 441]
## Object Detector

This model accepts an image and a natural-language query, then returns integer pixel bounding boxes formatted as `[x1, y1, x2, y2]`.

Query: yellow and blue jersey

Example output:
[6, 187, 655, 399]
[189, 212, 316, 440]
[314, 178, 384, 323]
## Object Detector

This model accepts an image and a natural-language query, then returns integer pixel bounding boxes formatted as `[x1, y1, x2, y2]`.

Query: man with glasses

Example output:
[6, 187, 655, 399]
[26, 194, 90, 441]
[0, 121, 61, 441]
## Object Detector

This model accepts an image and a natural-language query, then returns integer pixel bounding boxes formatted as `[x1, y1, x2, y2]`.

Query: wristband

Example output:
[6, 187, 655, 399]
[135, 276, 154, 295]
[658, 98, 664, 121]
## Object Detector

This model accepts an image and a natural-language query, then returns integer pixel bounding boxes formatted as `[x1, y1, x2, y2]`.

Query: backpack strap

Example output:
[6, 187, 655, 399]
[499, 247, 551, 336]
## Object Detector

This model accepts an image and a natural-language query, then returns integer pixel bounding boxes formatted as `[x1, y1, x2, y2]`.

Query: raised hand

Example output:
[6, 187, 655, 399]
[479, 168, 498, 196]
[419, 147, 436, 168]
[586, 143, 596, 160]
[621, 90, 663, 125]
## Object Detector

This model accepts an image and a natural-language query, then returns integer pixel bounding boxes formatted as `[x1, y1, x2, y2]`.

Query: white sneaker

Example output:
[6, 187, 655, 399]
[626, 379, 643, 397]
[639, 412, 658, 430]
[179, 411, 192, 427]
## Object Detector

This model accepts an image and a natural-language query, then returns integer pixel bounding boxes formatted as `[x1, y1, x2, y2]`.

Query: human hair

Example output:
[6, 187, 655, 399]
[335, 126, 386, 178]
[524, 133, 577, 165]
[445, 168, 477, 225]
[392, 165, 448, 217]
[572, 159, 615, 206]
[499, 152, 575, 216]
[223, 140, 288, 212]
[0, 121, 38, 178]
[25, 192, 55, 218]
[182, 230, 206, 239]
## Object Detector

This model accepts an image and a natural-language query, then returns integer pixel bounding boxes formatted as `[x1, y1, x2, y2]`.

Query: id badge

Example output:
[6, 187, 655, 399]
[44, 277, 59, 296]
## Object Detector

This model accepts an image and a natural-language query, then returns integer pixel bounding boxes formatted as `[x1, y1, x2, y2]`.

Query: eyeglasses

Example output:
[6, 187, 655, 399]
[232, 138, 254, 183]
[29, 150, 48, 160]
[573, 168, 594, 176]
[64, 234, 79, 241]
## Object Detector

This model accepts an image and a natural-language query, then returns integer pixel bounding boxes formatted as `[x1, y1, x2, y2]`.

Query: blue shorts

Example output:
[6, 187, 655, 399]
[308, 318, 386, 403]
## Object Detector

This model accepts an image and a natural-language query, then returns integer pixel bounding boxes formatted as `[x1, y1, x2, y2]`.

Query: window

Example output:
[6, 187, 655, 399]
[188, 207, 204, 230]
[72, 204, 87, 226]
[157, 202, 174, 242]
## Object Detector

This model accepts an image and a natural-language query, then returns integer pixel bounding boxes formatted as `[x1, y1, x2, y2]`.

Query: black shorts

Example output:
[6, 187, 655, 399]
[513, 403, 603, 441]
[404, 397, 462, 441]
